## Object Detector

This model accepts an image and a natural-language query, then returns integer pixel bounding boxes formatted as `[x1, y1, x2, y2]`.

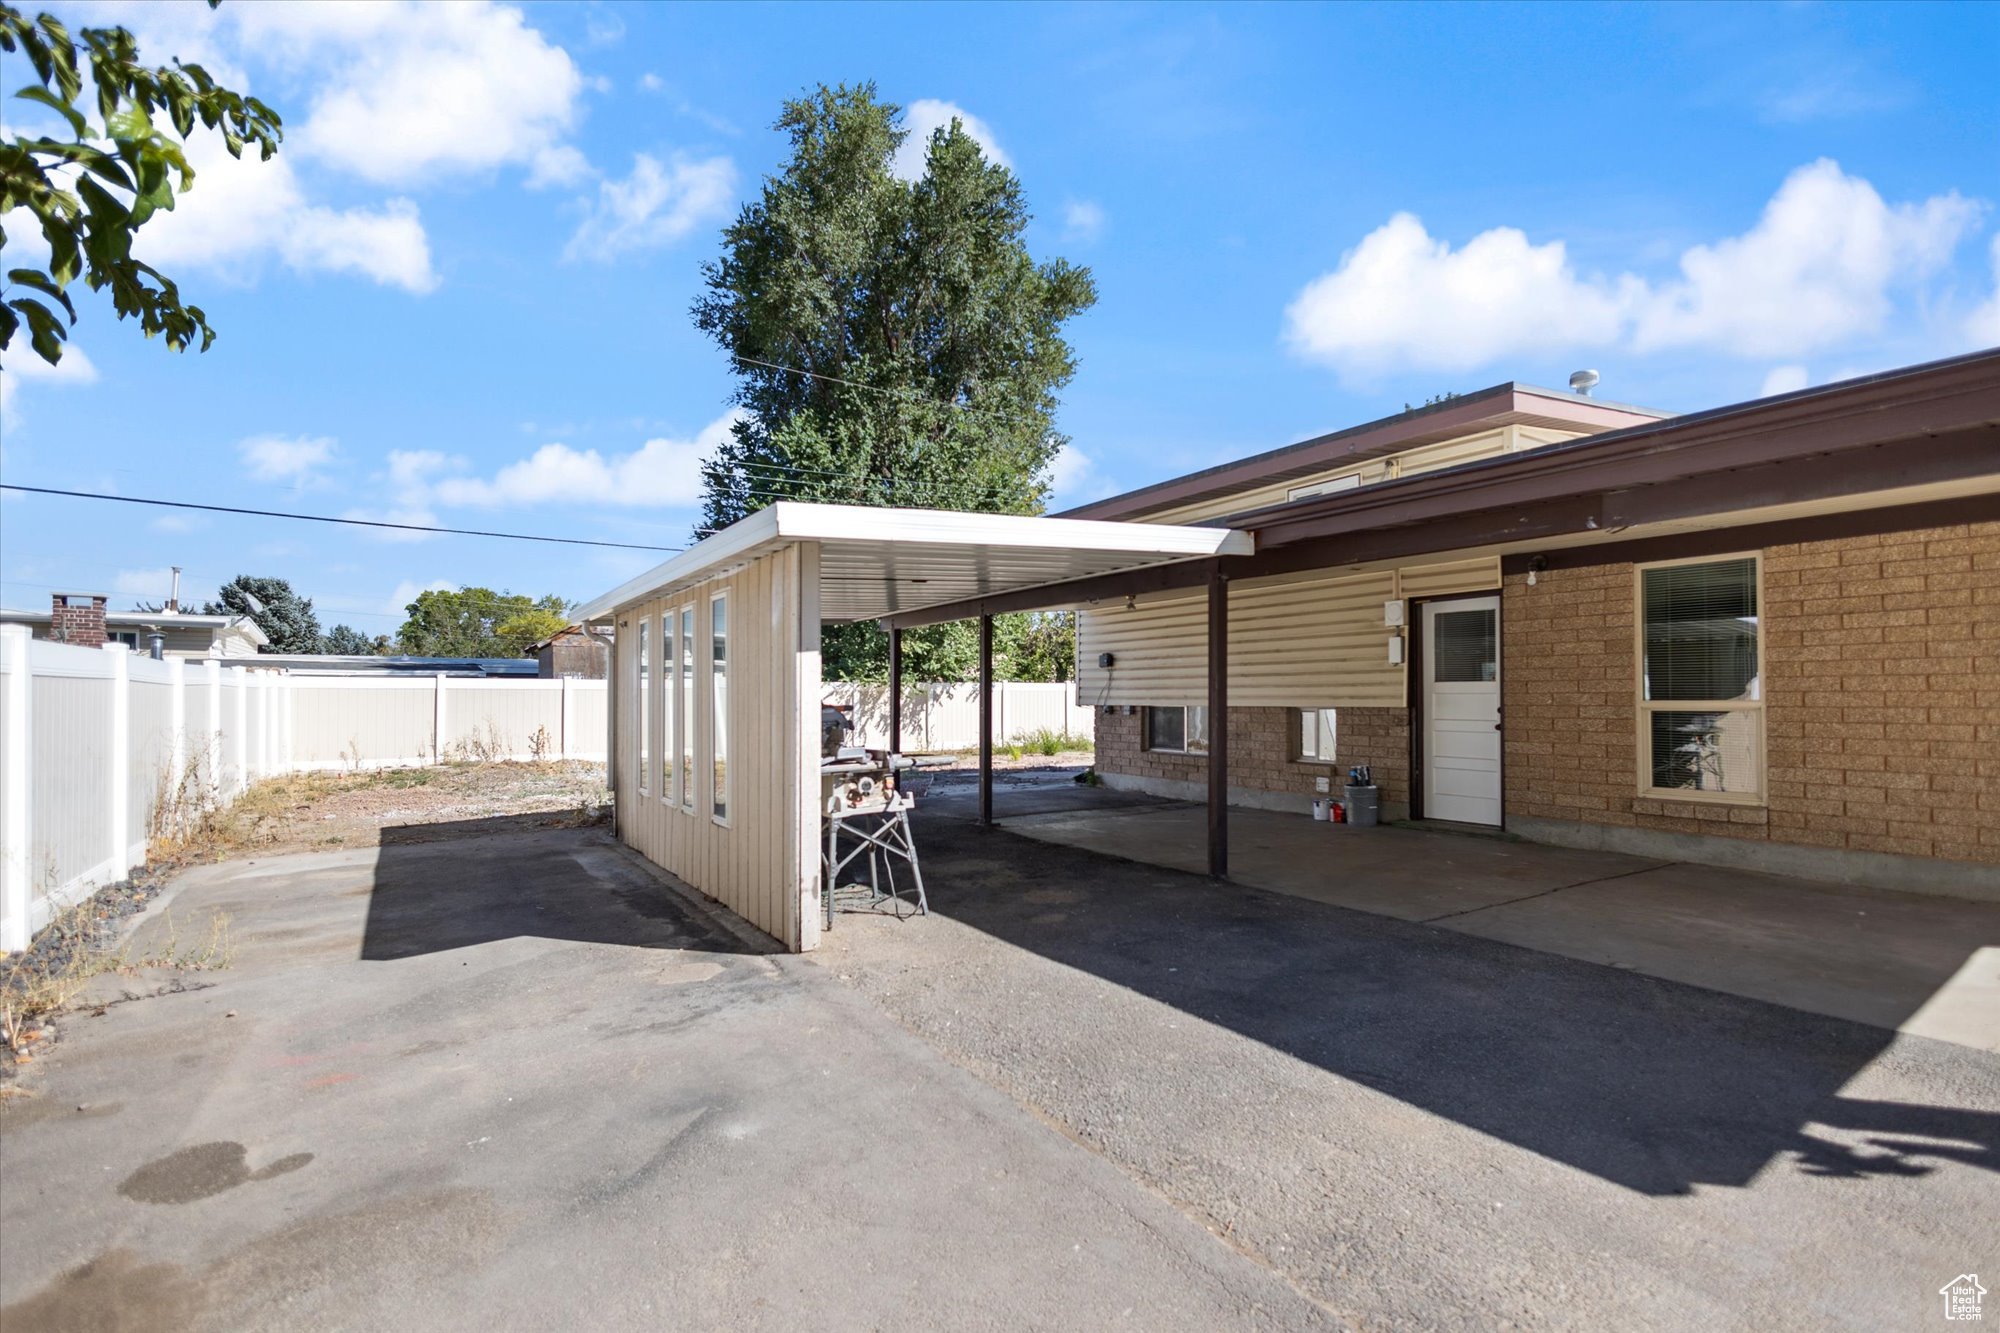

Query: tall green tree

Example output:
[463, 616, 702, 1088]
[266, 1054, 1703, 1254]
[205, 574, 319, 653]
[692, 82, 1095, 680]
[397, 588, 568, 659]
[319, 623, 379, 656]
[0, 3, 283, 367]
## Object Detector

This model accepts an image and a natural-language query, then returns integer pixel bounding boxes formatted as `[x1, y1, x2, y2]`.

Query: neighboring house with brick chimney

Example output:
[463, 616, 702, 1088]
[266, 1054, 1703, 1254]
[1, 592, 269, 658]
[933, 348, 1997, 894]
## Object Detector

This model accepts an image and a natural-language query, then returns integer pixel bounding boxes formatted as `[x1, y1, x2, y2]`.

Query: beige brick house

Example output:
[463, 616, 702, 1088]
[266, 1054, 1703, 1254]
[890, 349, 1999, 895]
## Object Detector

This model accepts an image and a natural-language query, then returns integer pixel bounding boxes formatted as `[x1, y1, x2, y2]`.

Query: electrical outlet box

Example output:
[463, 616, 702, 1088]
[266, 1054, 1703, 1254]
[1384, 600, 1404, 627]
[1314, 776, 1331, 793]
[1388, 635, 1405, 665]
[1097, 652, 1115, 669]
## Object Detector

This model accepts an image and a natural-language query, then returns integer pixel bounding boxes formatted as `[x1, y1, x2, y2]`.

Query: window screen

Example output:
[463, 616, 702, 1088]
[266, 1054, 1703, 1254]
[1144, 706, 1185, 753]
[1639, 558, 1762, 796]
[635, 618, 650, 793]
[662, 613, 677, 803]
[711, 595, 729, 820]
[680, 606, 695, 810]
[1432, 608, 1497, 683]
[1299, 708, 1337, 762]
[1643, 558, 1759, 702]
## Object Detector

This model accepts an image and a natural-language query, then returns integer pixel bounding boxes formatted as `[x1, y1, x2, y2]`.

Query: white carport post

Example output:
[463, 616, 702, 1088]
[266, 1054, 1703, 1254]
[791, 541, 823, 950]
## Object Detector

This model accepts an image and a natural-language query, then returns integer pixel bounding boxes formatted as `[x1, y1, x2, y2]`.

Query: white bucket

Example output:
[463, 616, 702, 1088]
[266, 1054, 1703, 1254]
[1311, 797, 1330, 821]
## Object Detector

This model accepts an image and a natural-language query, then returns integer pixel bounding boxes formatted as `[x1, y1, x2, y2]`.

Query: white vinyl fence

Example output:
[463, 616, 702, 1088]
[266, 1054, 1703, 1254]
[0, 627, 607, 951]
[823, 681, 1094, 751]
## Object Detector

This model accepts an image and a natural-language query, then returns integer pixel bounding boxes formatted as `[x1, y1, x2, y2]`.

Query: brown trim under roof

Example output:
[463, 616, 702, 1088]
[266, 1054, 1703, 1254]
[1496, 494, 1999, 575]
[884, 348, 2000, 629]
[1060, 382, 1666, 522]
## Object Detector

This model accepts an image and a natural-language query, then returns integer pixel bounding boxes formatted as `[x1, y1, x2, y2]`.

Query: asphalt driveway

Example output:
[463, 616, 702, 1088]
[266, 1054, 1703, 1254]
[0, 823, 1326, 1332]
[818, 805, 2000, 1330]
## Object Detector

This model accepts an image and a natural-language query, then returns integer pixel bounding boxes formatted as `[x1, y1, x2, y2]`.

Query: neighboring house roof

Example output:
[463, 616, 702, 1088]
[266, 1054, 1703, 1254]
[0, 607, 271, 647]
[1061, 381, 1671, 523]
[530, 625, 607, 652]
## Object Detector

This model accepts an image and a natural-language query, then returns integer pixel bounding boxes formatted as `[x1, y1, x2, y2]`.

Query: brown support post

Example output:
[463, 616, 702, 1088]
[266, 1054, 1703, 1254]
[888, 626, 904, 754]
[1207, 563, 1229, 878]
[978, 614, 994, 826]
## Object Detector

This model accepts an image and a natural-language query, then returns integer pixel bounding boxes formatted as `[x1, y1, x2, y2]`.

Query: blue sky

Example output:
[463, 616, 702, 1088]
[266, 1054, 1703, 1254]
[2, 0, 1996, 640]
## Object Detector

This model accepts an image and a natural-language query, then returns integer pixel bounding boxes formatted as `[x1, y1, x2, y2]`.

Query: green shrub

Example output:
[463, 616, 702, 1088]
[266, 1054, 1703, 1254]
[1013, 727, 1094, 756]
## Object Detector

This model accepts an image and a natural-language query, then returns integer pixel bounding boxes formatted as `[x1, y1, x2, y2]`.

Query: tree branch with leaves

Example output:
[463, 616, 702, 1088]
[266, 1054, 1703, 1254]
[0, 2, 281, 367]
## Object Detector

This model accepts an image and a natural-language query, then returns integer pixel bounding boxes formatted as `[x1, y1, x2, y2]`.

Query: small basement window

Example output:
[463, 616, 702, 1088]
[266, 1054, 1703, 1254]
[1144, 705, 1209, 755]
[1298, 708, 1337, 763]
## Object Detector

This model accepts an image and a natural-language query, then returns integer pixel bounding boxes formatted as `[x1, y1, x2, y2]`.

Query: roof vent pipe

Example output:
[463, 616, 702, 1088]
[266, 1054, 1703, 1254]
[169, 566, 181, 613]
[1568, 369, 1600, 397]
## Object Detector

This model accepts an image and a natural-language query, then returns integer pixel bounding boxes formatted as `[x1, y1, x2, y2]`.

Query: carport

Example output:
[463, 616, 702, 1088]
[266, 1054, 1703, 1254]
[575, 503, 1251, 950]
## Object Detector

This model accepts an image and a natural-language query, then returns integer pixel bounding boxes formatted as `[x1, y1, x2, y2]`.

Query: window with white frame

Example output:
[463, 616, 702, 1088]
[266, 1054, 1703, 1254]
[1298, 708, 1337, 763]
[1143, 705, 1209, 755]
[636, 618, 650, 794]
[662, 611, 677, 804]
[711, 593, 729, 822]
[1638, 555, 1762, 799]
[679, 605, 695, 812]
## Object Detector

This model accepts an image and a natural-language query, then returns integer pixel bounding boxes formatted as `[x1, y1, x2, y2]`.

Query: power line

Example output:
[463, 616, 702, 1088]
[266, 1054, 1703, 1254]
[1, 485, 687, 552]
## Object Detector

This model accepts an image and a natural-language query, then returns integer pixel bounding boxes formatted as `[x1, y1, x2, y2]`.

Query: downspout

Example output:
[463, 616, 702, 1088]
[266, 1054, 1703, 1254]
[581, 621, 617, 835]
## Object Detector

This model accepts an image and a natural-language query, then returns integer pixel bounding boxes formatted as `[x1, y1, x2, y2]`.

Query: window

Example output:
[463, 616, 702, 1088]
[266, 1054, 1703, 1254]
[662, 612, 677, 804]
[106, 631, 141, 649]
[1298, 708, 1337, 762]
[680, 606, 695, 812]
[1432, 608, 1498, 682]
[711, 593, 729, 822]
[1638, 556, 1762, 799]
[1288, 473, 1363, 502]
[635, 618, 650, 793]
[1143, 705, 1208, 755]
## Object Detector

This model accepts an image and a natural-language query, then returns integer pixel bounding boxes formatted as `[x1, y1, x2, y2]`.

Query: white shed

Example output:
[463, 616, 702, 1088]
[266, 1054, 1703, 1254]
[575, 503, 1251, 951]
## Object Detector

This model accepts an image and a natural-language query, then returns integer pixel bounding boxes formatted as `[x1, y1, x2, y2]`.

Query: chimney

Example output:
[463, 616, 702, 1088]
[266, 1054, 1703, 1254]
[169, 566, 182, 614]
[50, 592, 108, 648]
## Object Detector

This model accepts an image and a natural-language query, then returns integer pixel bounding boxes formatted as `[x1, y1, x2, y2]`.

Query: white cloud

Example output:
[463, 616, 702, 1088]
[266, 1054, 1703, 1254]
[113, 567, 178, 601]
[245, 1, 588, 188]
[239, 434, 339, 484]
[562, 154, 736, 262]
[149, 514, 206, 535]
[1632, 160, 1978, 357]
[138, 134, 436, 293]
[1967, 234, 2000, 347]
[433, 411, 741, 508]
[1285, 212, 1632, 374]
[893, 99, 1012, 182]
[1284, 160, 1983, 378]
[0, 342, 97, 419]
[1046, 443, 1116, 508]
[639, 72, 665, 93]
[386, 578, 456, 616]
[583, 9, 626, 48]
[1759, 365, 1810, 398]
[1062, 200, 1107, 244]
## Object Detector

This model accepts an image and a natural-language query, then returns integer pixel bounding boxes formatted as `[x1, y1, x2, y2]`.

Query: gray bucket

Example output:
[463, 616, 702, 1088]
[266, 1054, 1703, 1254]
[1343, 785, 1380, 828]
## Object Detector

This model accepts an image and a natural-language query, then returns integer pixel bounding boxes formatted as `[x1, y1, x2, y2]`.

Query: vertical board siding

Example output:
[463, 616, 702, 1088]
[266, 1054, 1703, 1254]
[612, 544, 812, 950]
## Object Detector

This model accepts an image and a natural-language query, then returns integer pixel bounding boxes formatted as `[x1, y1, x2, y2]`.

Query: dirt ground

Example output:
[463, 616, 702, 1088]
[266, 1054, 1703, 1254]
[198, 761, 610, 857]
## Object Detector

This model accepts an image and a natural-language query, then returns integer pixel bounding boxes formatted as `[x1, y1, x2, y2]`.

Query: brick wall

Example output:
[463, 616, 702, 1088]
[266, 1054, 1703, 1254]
[1503, 520, 2000, 866]
[48, 593, 107, 648]
[1095, 705, 1410, 812]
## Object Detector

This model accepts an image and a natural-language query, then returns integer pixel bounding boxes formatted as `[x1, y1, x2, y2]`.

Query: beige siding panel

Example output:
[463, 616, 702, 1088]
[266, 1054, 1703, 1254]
[1078, 567, 1403, 708]
[1390, 428, 1511, 478]
[611, 545, 811, 950]
[1142, 459, 1394, 526]
[1399, 556, 1501, 600]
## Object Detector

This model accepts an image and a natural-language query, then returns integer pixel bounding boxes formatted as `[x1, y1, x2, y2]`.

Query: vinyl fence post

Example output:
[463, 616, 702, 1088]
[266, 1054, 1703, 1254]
[206, 659, 222, 800]
[108, 643, 131, 877]
[560, 675, 574, 759]
[433, 673, 448, 764]
[233, 666, 249, 793]
[1, 626, 32, 951]
[168, 657, 187, 804]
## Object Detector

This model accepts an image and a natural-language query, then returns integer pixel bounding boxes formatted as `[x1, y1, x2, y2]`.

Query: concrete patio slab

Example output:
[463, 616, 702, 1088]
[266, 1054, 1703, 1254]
[983, 793, 2000, 1050]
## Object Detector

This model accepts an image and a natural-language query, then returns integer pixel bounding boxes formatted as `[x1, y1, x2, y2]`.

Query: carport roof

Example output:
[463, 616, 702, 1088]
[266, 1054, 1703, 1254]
[575, 502, 1253, 624]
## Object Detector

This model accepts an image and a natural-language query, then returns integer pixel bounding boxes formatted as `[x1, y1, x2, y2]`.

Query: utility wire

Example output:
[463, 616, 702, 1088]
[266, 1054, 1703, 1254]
[0, 485, 687, 552]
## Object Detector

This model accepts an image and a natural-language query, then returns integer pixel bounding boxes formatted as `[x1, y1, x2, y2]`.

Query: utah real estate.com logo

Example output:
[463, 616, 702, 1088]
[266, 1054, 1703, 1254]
[1941, 1274, 1987, 1322]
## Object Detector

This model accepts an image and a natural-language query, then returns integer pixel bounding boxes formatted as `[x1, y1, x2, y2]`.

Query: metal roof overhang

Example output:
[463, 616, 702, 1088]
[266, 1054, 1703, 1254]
[573, 502, 1253, 625]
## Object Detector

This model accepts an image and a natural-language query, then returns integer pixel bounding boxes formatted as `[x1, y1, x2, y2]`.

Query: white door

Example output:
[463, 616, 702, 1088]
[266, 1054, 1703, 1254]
[1422, 596, 1501, 825]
